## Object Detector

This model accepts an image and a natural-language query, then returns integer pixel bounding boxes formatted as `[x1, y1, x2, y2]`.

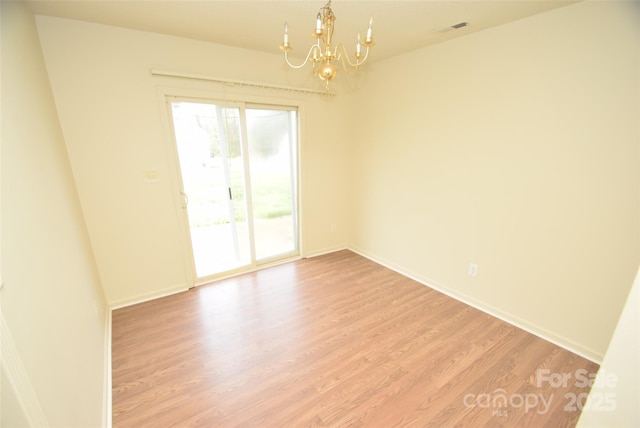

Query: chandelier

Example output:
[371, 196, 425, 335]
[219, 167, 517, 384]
[279, 1, 374, 87]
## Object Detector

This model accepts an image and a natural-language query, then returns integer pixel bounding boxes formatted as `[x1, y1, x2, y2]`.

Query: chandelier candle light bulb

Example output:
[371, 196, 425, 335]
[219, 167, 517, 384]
[279, 0, 375, 89]
[283, 23, 289, 46]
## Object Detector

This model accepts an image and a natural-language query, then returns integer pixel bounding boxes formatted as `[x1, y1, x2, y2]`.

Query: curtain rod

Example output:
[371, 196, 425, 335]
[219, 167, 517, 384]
[150, 69, 335, 96]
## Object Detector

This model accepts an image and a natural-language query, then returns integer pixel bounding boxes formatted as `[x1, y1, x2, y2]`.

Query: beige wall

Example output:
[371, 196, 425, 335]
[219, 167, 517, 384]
[350, 0, 639, 361]
[35, 16, 354, 306]
[1, 2, 108, 426]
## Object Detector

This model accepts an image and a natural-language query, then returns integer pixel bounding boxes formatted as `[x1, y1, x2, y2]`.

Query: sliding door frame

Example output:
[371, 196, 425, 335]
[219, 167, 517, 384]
[157, 87, 304, 287]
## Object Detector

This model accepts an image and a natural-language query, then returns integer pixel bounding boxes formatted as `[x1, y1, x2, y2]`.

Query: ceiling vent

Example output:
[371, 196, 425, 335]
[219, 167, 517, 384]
[436, 21, 470, 33]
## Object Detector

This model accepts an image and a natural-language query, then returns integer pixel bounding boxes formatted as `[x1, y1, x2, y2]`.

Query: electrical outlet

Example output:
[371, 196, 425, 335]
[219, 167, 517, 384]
[330, 223, 337, 232]
[468, 263, 479, 277]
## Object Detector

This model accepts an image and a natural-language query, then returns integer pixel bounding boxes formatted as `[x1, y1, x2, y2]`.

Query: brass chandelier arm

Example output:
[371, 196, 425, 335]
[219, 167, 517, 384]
[282, 44, 322, 69]
[334, 43, 371, 72]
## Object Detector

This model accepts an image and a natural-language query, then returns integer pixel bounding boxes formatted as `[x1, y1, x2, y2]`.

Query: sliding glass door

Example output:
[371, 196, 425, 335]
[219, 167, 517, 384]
[169, 99, 298, 281]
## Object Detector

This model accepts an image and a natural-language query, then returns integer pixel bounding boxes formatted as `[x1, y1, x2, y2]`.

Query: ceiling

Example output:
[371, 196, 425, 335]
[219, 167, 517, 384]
[25, 0, 578, 63]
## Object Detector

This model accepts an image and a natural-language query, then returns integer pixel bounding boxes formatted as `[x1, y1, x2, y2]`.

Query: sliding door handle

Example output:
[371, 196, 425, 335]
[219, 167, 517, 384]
[180, 191, 189, 208]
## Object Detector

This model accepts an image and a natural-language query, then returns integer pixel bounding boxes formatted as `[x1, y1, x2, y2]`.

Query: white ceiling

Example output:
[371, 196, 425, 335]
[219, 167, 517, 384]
[25, 0, 578, 63]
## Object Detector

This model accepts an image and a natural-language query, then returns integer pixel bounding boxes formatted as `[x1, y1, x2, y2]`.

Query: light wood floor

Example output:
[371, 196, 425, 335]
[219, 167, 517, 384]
[112, 250, 599, 427]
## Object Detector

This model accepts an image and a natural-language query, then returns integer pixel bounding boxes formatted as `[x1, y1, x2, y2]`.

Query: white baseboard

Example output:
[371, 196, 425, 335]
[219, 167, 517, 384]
[104, 307, 112, 428]
[1, 312, 49, 427]
[109, 284, 189, 310]
[348, 246, 603, 364]
[303, 245, 348, 259]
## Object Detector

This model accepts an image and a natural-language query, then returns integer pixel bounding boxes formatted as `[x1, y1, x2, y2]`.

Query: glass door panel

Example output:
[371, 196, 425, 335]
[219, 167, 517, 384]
[171, 101, 250, 277]
[246, 108, 298, 261]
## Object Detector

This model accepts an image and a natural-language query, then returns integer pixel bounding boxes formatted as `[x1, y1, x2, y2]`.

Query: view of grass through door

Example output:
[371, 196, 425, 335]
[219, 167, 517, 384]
[170, 100, 298, 280]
